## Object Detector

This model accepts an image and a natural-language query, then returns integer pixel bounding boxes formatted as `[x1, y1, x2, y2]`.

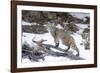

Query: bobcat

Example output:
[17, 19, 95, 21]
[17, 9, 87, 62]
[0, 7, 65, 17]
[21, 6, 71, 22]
[46, 23, 79, 56]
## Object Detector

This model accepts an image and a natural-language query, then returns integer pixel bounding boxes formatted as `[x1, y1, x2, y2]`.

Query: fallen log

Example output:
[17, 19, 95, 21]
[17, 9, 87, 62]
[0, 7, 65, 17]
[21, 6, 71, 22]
[43, 44, 84, 60]
[22, 48, 45, 62]
[22, 43, 84, 62]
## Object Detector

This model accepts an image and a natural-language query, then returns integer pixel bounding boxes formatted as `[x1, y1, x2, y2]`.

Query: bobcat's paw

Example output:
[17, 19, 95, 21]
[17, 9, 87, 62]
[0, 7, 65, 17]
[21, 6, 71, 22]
[55, 43, 59, 48]
[76, 54, 79, 56]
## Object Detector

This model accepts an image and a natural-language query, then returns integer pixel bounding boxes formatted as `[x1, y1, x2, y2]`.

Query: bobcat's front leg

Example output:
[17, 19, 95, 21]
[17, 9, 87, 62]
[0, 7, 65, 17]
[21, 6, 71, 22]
[52, 32, 59, 48]
[55, 42, 59, 48]
[54, 38, 59, 48]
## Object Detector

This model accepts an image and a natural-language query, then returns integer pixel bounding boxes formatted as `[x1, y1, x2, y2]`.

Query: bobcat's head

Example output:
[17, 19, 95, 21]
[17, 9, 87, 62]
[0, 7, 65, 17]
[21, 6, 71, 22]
[46, 22, 56, 32]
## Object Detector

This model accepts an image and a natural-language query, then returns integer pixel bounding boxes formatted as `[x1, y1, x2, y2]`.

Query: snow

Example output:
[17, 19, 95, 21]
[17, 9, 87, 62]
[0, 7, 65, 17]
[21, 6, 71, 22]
[76, 24, 88, 29]
[44, 56, 70, 62]
[21, 22, 93, 67]
[22, 21, 38, 25]
[22, 32, 71, 63]
[22, 21, 33, 25]
[76, 24, 89, 35]
[56, 24, 64, 29]
[70, 12, 90, 19]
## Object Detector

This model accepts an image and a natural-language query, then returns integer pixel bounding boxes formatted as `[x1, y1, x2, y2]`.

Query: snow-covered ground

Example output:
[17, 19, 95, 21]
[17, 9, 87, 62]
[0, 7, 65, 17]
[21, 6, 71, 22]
[21, 21, 93, 67]
[70, 12, 90, 19]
